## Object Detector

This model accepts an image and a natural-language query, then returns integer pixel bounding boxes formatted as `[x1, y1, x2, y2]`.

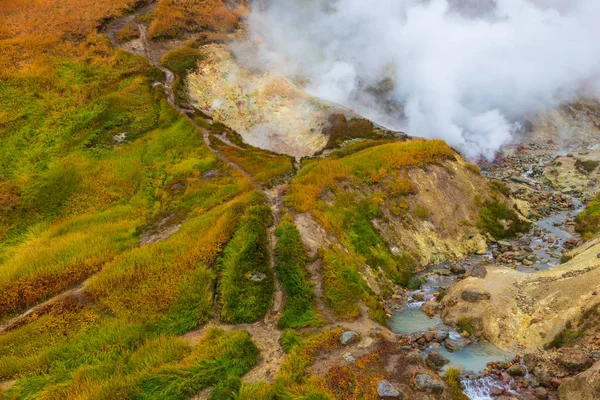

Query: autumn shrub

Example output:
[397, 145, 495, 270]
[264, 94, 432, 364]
[118, 22, 139, 42]
[148, 0, 242, 40]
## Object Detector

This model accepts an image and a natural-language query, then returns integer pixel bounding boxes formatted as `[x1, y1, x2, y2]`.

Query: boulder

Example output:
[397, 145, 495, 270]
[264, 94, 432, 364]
[340, 331, 358, 345]
[414, 373, 444, 394]
[534, 387, 549, 400]
[412, 291, 426, 302]
[377, 380, 400, 398]
[450, 264, 466, 274]
[506, 364, 527, 377]
[559, 349, 594, 373]
[444, 338, 461, 352]
[406, 349, 426, 364]
[470, 265, 488, 278]
[428, 350, 450, 367]
[461, 288, 491, 302]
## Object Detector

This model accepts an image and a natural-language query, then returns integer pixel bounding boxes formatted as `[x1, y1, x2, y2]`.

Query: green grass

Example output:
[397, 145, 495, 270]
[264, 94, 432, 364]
[477, 200, 531, 239]
[576, 193, 600, 241]
[211, 134, 295, 188]
[218, 194, 274, 323]
[319, 247, 365, 319]
[1, 326, 258, 400]
[160, 46, 205, 75]
[545, 321, 585, 349]
[444, 366, 467, 400]
[274, 215, 322, 329]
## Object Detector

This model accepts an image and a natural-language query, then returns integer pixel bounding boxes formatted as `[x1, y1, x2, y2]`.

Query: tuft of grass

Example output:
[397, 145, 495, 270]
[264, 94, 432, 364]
[160, 45, 205, 75]
[545, 321, 585, 349]
[118, 22, 140, 42]
[280, 329, 302, 353]
[477, 201, 531, 239]
[218, 194, 274, 324]
[576, 192, 600, 241]
[445, 366, 468, 400]
[414, 203, 431, 220]
[275, 215, 323, 329]
[319, 247, 366, 319]
[456, 317, 476, 336]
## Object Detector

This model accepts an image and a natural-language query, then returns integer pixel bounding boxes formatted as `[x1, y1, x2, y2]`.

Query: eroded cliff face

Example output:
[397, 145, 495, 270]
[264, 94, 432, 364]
[373, 157, 491, 268]
[186, 44, 361, 158]
[441, 236, 600, 352]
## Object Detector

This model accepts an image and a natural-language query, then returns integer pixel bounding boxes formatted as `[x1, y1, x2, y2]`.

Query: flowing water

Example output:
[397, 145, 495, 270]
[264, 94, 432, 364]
[387, 163, 585, 399]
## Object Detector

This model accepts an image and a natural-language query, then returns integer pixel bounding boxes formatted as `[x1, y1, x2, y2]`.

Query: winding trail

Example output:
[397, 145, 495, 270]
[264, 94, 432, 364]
[106, 10, 290, 385]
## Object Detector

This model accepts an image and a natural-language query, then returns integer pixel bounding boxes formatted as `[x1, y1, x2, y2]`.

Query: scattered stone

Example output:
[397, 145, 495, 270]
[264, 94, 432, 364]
[450, 264, 466, 274]
[497, 240, 512, 250]
[434, 331, 449, 342]
[444, 338, 460, 352]
[249, 272, 267, 282]
[421, 302, 439, 317]
[414, 374, 444, 394]
[462, 288, 491, 302]
[343, 352, 356, 363]
[490, 386, 504, 396]
[558, 348, 593, 372]
[506, 364, 527, 377]
[428, 350, 450, 367]
[534, 387, 548, 400]
[377, 380, 400, 398]
[112, 132, 128, 143]
[406, 349, 426, 364]
[202, 169, 218, 179]
[470, 265, 488, 278]
[412, 291, 426, 302]
[340, 331, 358, 345]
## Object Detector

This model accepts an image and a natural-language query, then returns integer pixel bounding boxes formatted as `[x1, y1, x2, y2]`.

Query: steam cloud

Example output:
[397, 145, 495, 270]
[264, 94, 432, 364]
[244, 0, 600, 159]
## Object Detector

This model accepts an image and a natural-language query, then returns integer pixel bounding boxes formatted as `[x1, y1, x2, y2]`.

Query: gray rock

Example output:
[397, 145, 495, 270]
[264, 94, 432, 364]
[412, 291, 426, 302]
[470, 265, 488, 278]
[534, 387, 548, 400]
[428, 350, 450, 367]
[377, 380, 400, 398]
[414, 374, 444, 394]
[462, 288, 491, 302]
[202, 169, 218, 179]
[559, 349, 594, 372]
[444, 338, 460, 352]
[249, 272, 267, 282]
[450, 264, 466, 274]
[497, 240, 513, 250]
[340, 331, 358, 345]
[343, 352, 356, 363]
[506, 364, 527, 377]
[526, 254, 537, 262]
[434, 330, 449, 342]
[406, 349, 426, 364]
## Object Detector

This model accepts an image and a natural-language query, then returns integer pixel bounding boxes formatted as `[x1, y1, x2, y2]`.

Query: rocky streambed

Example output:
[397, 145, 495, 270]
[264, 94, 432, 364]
[384, 140, 591, 399]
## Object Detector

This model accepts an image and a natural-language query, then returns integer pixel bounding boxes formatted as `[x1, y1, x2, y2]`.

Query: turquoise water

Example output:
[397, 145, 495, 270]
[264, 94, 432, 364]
[387, 305, 443, 333]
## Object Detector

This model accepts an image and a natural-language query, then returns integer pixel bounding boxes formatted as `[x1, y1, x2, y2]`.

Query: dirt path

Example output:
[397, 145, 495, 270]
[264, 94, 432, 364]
[105, 11, 291, 385]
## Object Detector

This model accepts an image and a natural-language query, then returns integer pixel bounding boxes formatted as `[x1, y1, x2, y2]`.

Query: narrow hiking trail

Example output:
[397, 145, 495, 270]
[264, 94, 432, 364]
[106, 9, 396, 390]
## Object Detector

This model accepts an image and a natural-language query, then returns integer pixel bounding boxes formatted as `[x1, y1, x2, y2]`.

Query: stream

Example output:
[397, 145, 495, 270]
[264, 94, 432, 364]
[386, 165, 585, 399]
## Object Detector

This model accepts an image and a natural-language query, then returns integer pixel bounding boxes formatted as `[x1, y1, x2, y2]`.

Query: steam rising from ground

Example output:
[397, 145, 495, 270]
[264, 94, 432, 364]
[245, 0, 600, 159]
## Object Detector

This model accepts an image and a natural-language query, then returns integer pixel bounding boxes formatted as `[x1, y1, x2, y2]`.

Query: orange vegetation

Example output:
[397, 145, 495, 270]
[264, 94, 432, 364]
[148, 0, 247, 39]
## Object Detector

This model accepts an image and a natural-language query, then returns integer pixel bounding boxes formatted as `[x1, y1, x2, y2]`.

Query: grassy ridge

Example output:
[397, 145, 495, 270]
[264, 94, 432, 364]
[576, 193, 600, 241]
[211, 135, 295, 188]
[218, 194, 274, 324]
[274, 215, 322, 329]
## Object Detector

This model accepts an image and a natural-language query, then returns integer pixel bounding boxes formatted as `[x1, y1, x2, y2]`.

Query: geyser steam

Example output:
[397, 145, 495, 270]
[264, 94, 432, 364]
[245, 0, 600, 159]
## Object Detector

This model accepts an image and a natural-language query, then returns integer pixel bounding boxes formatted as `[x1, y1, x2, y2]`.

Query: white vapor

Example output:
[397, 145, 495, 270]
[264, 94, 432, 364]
[244, 0, 600, 159]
